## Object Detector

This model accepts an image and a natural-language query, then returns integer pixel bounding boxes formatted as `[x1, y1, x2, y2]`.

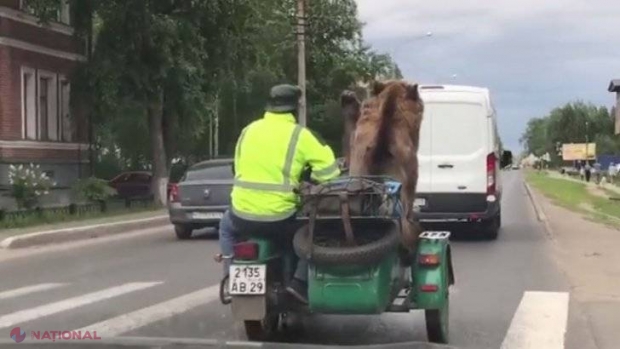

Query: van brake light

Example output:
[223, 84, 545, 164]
[486, 153, 496, 195]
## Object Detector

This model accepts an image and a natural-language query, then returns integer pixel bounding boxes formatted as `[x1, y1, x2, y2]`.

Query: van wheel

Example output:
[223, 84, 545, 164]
[481, 214, 500, 240]
[174, 225, 193, 240]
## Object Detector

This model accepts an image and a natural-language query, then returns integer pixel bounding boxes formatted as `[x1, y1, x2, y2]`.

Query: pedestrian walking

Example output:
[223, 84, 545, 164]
[585, 162, 592, 182]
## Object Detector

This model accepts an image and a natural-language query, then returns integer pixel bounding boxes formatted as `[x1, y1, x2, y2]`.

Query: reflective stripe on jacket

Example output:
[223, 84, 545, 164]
[231, 112, 340, 221]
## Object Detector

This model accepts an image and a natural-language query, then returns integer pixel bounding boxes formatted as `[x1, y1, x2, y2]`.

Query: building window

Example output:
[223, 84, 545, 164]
[22, 67, 66, 142]
[39, 71, 58, 141]
[21, 67, 36, 140]
[58, 1, 71, 25]
[39, 77, 49, 141]
[20, 0, 71, 25]
[59, 78, 74, 142]
[20, 0, 37, 16]
[21, 69, 71, 143]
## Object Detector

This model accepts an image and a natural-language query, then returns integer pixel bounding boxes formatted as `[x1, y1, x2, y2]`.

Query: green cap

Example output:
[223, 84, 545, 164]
[266, 84, 301, 113]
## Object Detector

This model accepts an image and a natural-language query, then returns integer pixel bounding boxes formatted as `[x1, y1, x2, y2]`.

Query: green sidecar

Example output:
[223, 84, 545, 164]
[222, 176, 455, 344]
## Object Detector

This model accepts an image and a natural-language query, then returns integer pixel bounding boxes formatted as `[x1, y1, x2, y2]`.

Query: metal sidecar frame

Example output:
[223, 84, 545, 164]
[225, 176, 454, 344]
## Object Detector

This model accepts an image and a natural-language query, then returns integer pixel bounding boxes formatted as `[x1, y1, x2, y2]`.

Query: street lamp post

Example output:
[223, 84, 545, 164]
[390, 31, 433, 79]
[296, 0, 307, 126]
[585, 121, 589, 164]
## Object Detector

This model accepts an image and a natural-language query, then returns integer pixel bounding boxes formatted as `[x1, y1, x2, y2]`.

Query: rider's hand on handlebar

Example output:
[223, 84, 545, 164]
[300, 166, 320, 185]
[337, 157, 349, 175]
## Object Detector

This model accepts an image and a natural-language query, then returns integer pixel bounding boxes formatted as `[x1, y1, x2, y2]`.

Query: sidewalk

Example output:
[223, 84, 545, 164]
[0, 209, 169, 249]
[529, 180, 620, 349]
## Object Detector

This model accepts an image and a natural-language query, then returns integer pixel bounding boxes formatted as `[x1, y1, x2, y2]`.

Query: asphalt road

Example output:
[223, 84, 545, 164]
[0, 171, 594, 348]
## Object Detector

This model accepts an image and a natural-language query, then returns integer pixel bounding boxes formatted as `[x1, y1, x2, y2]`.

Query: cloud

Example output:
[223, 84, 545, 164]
[356, 0, 620, 151]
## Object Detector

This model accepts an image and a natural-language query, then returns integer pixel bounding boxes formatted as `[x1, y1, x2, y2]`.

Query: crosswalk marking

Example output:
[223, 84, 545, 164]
[0, 282, 572, 347]
[0, 283, 66, 300]
[500, 291, 569, 349]
[0, 282, 161, 329]
[76, 284, 220, 337]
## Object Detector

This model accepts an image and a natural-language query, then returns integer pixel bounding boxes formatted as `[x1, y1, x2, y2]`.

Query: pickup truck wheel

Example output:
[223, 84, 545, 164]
[174, 225, 193, 240]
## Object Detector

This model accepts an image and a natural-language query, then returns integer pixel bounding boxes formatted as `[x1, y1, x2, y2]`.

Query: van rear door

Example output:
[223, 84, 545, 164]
[416, 109, 432, 194]
[426, 100, 488, 194]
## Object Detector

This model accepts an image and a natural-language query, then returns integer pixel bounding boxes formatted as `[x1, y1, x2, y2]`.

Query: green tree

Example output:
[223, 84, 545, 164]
[520, 117, 551, 156]
[520, 101, 620, 166]
[27, 0, 396, 204]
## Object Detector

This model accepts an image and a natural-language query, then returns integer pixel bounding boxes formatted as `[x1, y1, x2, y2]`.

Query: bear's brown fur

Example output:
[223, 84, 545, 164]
[340, 80, 424, 251]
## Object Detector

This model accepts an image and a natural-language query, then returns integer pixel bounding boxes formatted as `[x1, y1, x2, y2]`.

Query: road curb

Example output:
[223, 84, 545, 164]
[523, 181, 556, 240]
[523, 181, 547, 222]
[0, 215, 170, 249]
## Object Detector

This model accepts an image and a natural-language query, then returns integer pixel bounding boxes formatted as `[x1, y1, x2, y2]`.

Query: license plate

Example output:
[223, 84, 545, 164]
[191, 212, 223, 220]
[229, 265, 266, 295]
[414, 198, 427, 207]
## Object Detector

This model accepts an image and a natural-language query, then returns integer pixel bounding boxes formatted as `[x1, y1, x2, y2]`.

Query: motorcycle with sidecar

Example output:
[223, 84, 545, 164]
[217, 175, 454, 344]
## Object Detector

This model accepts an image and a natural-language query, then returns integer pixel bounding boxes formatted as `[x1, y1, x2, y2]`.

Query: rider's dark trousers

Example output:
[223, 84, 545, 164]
[218, 209, 308, 282]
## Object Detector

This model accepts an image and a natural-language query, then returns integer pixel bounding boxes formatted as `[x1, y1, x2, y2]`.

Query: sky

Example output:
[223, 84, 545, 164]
[355, 0, 620, 152]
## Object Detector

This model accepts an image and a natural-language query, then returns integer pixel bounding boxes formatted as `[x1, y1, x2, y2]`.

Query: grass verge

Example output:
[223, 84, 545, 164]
[0, 208, 166, 238]
[525, 170, 620, 228]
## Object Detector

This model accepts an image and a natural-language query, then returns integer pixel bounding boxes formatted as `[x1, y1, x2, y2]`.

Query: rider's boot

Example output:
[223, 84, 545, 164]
[286, 278, 308, 305]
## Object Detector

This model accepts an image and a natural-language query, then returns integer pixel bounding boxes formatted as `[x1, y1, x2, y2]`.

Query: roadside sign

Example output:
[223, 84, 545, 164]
[561, 143, 596, 161]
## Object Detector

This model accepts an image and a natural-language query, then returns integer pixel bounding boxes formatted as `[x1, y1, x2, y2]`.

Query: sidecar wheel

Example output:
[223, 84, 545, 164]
[425, 277, 450, 343]
[244, 313, 279, 341]
[425, 303, 449, 343]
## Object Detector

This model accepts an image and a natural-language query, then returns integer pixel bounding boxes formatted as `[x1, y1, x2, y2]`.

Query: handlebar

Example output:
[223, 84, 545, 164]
[294, 160, 349, 194]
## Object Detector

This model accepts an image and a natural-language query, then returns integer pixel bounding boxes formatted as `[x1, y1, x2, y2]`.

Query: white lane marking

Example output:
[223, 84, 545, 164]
[0, 283, 66, 300]
[76, 284, 220, 337]
[0, 282, 161, 329]
[500, 291, 569, 349]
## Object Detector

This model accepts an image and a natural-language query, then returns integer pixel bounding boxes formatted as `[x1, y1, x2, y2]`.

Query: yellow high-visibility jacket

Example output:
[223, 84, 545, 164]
[231, 112, 340, 221]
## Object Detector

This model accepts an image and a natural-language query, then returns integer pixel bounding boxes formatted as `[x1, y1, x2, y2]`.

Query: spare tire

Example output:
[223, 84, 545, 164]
[293, 219, 401, 267]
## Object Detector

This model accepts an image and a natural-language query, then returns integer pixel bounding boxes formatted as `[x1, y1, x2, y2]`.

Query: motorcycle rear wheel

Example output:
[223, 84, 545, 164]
[244, 312, 280, 341]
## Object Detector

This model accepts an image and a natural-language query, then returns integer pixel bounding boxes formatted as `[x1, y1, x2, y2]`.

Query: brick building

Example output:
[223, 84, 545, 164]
[0, 0, 89, 196]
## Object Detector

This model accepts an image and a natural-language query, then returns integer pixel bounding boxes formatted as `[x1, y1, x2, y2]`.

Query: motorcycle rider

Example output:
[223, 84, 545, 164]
[219, 84, 340, 304]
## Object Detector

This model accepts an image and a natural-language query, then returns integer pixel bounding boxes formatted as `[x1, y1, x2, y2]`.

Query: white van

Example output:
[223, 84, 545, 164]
[415, 85, 503, 239]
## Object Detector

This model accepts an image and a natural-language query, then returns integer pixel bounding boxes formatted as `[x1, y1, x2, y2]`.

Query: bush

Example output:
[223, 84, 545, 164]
[73, 177, 117, 202]
[8, 164, 55, 209]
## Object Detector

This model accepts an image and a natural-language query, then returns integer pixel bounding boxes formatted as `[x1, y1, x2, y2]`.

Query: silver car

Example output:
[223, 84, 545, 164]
[167, 158, 233, 239]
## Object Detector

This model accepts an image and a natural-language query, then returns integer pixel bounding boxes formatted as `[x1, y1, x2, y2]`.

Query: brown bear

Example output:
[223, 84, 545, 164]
[340, 80, 425, 252]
